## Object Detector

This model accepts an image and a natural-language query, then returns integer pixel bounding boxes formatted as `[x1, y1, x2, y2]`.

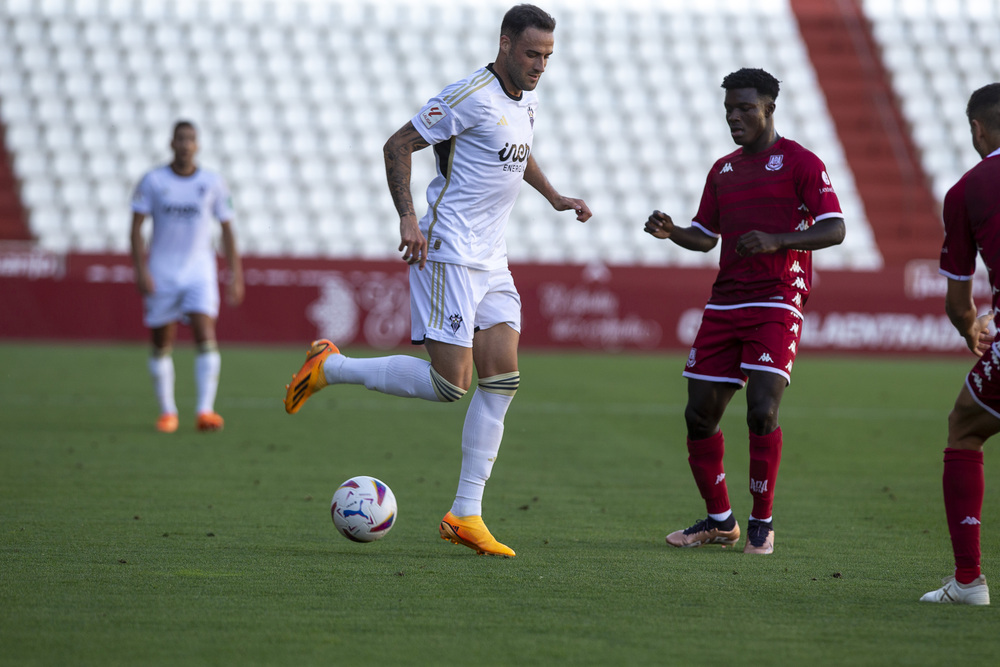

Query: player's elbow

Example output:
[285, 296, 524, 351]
[826, 219, 846, 246]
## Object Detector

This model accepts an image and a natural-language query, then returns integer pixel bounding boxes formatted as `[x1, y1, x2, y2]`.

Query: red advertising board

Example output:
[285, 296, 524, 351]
[0, 247, 978, 354]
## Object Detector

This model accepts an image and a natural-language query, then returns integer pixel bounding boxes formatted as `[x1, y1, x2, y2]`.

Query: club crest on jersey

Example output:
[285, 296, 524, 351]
[765, 154, 784, 171]
[527, 106, 534, 128]
[448, 313, 463, 333]
[420, 105, 446, 129]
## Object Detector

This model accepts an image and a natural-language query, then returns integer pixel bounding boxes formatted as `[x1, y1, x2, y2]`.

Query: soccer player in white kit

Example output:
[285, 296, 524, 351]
[130, 121, 244, 433]
[284, 4, 591, 556]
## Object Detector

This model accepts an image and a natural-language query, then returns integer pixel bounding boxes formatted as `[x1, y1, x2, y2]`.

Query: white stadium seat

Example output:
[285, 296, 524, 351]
[0, 0, 886, 269]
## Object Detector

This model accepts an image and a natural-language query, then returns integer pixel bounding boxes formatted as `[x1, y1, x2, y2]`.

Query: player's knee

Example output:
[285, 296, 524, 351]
[478, 371, 519, 396]
[684, 404, 720, 438]
[747, 404, 779, 435]
[430, 367, 468, 402]
[196, 340, 219, 354]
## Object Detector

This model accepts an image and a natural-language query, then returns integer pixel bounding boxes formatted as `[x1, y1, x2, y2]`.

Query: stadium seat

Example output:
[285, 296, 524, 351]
[0, 0, 884, 268]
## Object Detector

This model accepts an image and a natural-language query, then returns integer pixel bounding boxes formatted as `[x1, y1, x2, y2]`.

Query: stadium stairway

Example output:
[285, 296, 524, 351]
[0, 118, 30, 241]
[791, 0, 941, 266]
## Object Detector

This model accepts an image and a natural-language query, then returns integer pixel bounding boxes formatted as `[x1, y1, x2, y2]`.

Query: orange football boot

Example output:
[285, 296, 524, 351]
[439, 511, 516, 557]
[196, 412, 225, 432]
[284, 339, 339, 414]
[156, 413, 179, 433]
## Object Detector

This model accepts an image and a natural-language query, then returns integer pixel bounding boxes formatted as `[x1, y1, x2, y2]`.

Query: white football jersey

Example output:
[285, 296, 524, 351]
[412, 65, 537, 270]
[132, 166, 234, 287]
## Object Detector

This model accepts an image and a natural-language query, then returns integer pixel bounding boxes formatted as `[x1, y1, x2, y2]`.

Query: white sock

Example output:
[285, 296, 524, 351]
[195, 348, 221, 414]
[451, 387, 514, 517]
[324, 354, 440, 401]
[749, 514, 772, 523]
[709, 510, 733, 523]
[148, 354, 177, 416]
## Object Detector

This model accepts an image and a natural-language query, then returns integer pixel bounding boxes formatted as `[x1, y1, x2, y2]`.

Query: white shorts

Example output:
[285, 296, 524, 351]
[143, 278, 220, 328]
[409, 262, 521, 347]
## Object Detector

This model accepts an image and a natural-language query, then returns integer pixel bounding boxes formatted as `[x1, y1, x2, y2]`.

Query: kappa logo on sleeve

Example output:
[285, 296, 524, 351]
[420, 105, 447, 129]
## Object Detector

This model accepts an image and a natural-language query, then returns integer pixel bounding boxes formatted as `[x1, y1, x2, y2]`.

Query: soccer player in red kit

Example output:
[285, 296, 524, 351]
[920, 83, 1000, 605]
[644, 68, 845, 554]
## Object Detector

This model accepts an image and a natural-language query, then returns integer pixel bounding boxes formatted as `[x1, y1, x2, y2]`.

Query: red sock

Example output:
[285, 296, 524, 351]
[748, 427, 783, 520]
[943, 448, 984, 584]
[687, 431, 731, 515]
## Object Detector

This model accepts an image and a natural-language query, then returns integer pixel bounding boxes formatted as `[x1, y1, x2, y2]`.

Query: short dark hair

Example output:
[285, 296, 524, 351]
[967, 83, 1000, 133]
[501, 4, 556, 40]
[172, 120, 197, 138]
[721, 68, 781, 102]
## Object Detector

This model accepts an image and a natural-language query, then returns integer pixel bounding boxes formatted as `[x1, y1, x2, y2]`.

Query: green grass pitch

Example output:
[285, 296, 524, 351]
[1, 342, 998, 666]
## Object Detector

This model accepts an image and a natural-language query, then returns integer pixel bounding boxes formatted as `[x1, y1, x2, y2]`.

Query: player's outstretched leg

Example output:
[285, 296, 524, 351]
[284, 339, 339, 414]
[920, 575, 990, 605]
[439, 512, 515, 557]
[665, 515, 740, 548]
[743, 518, 774, 554]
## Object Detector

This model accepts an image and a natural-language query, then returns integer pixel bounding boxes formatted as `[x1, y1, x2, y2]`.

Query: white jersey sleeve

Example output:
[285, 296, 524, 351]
[131, 173, 154, 215]
[413, 74, 490, 146]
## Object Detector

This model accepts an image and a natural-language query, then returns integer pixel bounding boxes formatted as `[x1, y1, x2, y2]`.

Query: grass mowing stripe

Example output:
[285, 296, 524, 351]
[0, 392, 941, 421]
[0, 343, 996, 666]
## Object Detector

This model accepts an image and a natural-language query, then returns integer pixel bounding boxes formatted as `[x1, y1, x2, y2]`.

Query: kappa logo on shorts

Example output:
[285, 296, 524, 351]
[758, 353, 774, 363]
[448, 313, 463, 333]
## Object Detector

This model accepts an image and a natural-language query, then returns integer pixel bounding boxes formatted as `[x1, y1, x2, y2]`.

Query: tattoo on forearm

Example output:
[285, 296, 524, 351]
[385, 124, 429, 218]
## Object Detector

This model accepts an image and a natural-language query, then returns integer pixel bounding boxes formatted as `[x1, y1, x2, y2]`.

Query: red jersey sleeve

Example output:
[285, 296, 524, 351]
[793, 151, 843, 222]
[940, 177, 977, 280]
[692, 160, 724, 237]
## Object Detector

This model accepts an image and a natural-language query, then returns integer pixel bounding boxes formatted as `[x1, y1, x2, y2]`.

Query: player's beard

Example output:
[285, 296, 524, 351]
[512, 69, 541, 92]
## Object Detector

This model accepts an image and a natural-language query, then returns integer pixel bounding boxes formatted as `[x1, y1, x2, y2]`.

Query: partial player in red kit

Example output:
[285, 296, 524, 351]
[644, 68, 846, 554]
[921, 83, 1000, 605]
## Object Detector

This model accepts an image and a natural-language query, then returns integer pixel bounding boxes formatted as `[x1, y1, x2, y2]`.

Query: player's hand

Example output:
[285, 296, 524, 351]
[136, 268, 154, 295]
[225, 274, 245, 307]
[644, 210, 674, 239]
[552, 196, 592, 222]
[398, 214, 428, 270]
[736, 230, 781, 256]
[967, 310, 995, 357]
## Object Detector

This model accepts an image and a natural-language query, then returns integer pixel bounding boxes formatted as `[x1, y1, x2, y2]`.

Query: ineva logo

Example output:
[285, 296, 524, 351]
[498, 142, 530, 163]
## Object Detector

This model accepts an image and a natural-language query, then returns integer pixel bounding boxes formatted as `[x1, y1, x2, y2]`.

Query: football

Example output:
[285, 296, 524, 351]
[330, 476, 397, 543]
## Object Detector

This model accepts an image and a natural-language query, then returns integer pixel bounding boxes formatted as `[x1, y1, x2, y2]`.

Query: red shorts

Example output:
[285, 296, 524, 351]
[965, 343, 1000, 419]
[682, 306, 803, 387]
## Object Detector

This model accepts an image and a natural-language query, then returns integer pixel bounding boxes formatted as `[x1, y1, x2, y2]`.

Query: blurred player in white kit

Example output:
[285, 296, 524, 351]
[130, 120, 244, 433]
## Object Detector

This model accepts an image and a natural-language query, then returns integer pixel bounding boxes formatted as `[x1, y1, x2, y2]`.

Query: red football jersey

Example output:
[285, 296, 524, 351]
[692, 137, 843, 314]
[939, 151, 1000, 313]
